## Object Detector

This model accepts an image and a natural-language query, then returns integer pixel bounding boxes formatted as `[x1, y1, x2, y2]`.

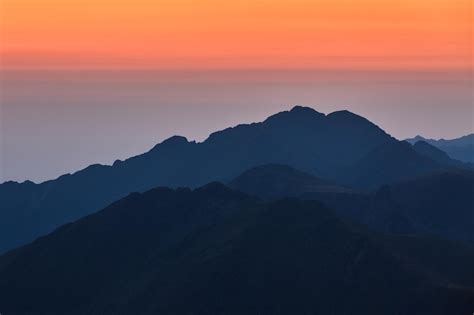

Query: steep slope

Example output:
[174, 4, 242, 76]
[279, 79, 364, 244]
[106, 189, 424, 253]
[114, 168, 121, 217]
[0, 106, 449, 253]
[0, 185, 473, 314]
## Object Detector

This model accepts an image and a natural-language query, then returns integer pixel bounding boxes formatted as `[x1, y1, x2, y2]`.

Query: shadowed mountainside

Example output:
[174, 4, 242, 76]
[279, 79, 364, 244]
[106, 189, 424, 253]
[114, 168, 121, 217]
[228, 164, 351, 199]
[0, 183, 473, 315]
[367, 170, 474, 241]
[230, 164, 474, 242]
[0, 106, 463, 253]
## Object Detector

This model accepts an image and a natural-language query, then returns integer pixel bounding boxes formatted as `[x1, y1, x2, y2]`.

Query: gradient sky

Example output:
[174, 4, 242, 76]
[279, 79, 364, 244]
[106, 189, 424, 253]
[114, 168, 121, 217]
[0, 0, 473, 182]
[2, 0, 472, 70]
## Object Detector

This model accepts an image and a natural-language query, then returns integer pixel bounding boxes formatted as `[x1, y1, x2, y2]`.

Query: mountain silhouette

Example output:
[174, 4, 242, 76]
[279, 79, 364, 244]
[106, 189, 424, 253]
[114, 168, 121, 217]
[1, 184, 473, 314]
[228, 164, 351, 199]
[342, 140, 445, 188]
[366, 170, 474, 241]
[412, 141, 456, 164]
[0, 106, 462, 253]
[406, 134, 474, 163]
[230, 164, 474, 242]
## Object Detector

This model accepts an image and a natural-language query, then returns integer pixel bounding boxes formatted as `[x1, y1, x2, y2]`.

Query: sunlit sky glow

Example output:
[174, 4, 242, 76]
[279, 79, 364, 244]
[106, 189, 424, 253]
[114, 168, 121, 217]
[0, 0, 472, 182]
[1, 0, 472, 70]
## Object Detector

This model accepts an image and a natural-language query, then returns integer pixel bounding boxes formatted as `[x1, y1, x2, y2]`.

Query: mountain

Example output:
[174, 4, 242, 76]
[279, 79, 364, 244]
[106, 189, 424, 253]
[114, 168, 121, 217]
[228, 164, 351, 199]
[0, 184, 473, 314]
[0, 106, 456, 253]
[367, 170, 474, 241]
[230, 164, 474, 242]
[406, 134, 474, 163]
[412, 141, 457, 165]
[342, 140, 445, 188]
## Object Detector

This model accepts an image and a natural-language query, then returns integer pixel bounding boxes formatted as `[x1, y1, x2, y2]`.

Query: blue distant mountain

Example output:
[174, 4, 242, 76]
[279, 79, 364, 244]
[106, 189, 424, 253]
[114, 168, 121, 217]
[406, 134, 474, 163]
[0, 106, 467, 254]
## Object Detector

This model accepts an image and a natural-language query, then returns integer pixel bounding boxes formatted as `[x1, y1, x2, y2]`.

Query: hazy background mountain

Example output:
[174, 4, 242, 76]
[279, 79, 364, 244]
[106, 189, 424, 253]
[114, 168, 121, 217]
[3, 70, 472, 184]
[406, 134, 474, 163]
[1, 184, 473, 314]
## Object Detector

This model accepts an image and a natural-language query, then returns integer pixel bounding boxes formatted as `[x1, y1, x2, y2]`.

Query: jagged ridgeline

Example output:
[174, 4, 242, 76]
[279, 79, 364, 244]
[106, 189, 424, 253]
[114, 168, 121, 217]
[2, 106, 470, 254]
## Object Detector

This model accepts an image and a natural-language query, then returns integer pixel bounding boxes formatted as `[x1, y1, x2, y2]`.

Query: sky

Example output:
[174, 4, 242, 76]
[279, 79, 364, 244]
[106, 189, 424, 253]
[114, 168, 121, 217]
[0, 0, 473, 182]
[1, 0, 472, 70]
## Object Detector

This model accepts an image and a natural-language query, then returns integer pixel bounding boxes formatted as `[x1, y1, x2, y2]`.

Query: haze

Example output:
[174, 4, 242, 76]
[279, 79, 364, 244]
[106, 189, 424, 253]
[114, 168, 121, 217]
[0, 0, 472, 182]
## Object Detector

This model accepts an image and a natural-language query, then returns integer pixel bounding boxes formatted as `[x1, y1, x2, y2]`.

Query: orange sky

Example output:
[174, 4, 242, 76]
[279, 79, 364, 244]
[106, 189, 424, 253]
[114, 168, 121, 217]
[1, 0, 472, 70]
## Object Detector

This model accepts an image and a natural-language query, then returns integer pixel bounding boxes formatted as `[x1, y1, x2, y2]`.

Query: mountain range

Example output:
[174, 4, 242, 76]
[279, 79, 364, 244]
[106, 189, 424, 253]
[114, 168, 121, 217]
[406, 134, 474, 163]
[1, 106, 470, 254]
[230, 164, 474, 242]
[1, 105, 474, 314]
[1, 183, 473, 314]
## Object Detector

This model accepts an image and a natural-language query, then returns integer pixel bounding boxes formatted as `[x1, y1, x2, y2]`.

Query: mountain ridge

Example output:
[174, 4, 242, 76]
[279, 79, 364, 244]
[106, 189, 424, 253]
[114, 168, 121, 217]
[1, 183, 473, 314]
[229, 164, 474, 242]
[406, 134, 474, 163]
[0, 105, 462, 253]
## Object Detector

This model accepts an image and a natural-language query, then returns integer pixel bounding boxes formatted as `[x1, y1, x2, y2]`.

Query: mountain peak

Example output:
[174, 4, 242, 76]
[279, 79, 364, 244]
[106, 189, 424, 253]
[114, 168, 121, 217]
[327, 109, 368, 122]
[162, 135, 188, 145]
[265, 105, 325, 124]
[289, 105, 322, 115]
[414, 135, 426, 140]
[405, 135, 428, 144]
[151, 135, 189, 151]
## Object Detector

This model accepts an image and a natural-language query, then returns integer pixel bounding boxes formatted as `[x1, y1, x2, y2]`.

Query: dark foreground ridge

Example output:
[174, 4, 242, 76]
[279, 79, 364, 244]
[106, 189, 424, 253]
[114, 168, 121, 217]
[1, 183, 473, 314]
